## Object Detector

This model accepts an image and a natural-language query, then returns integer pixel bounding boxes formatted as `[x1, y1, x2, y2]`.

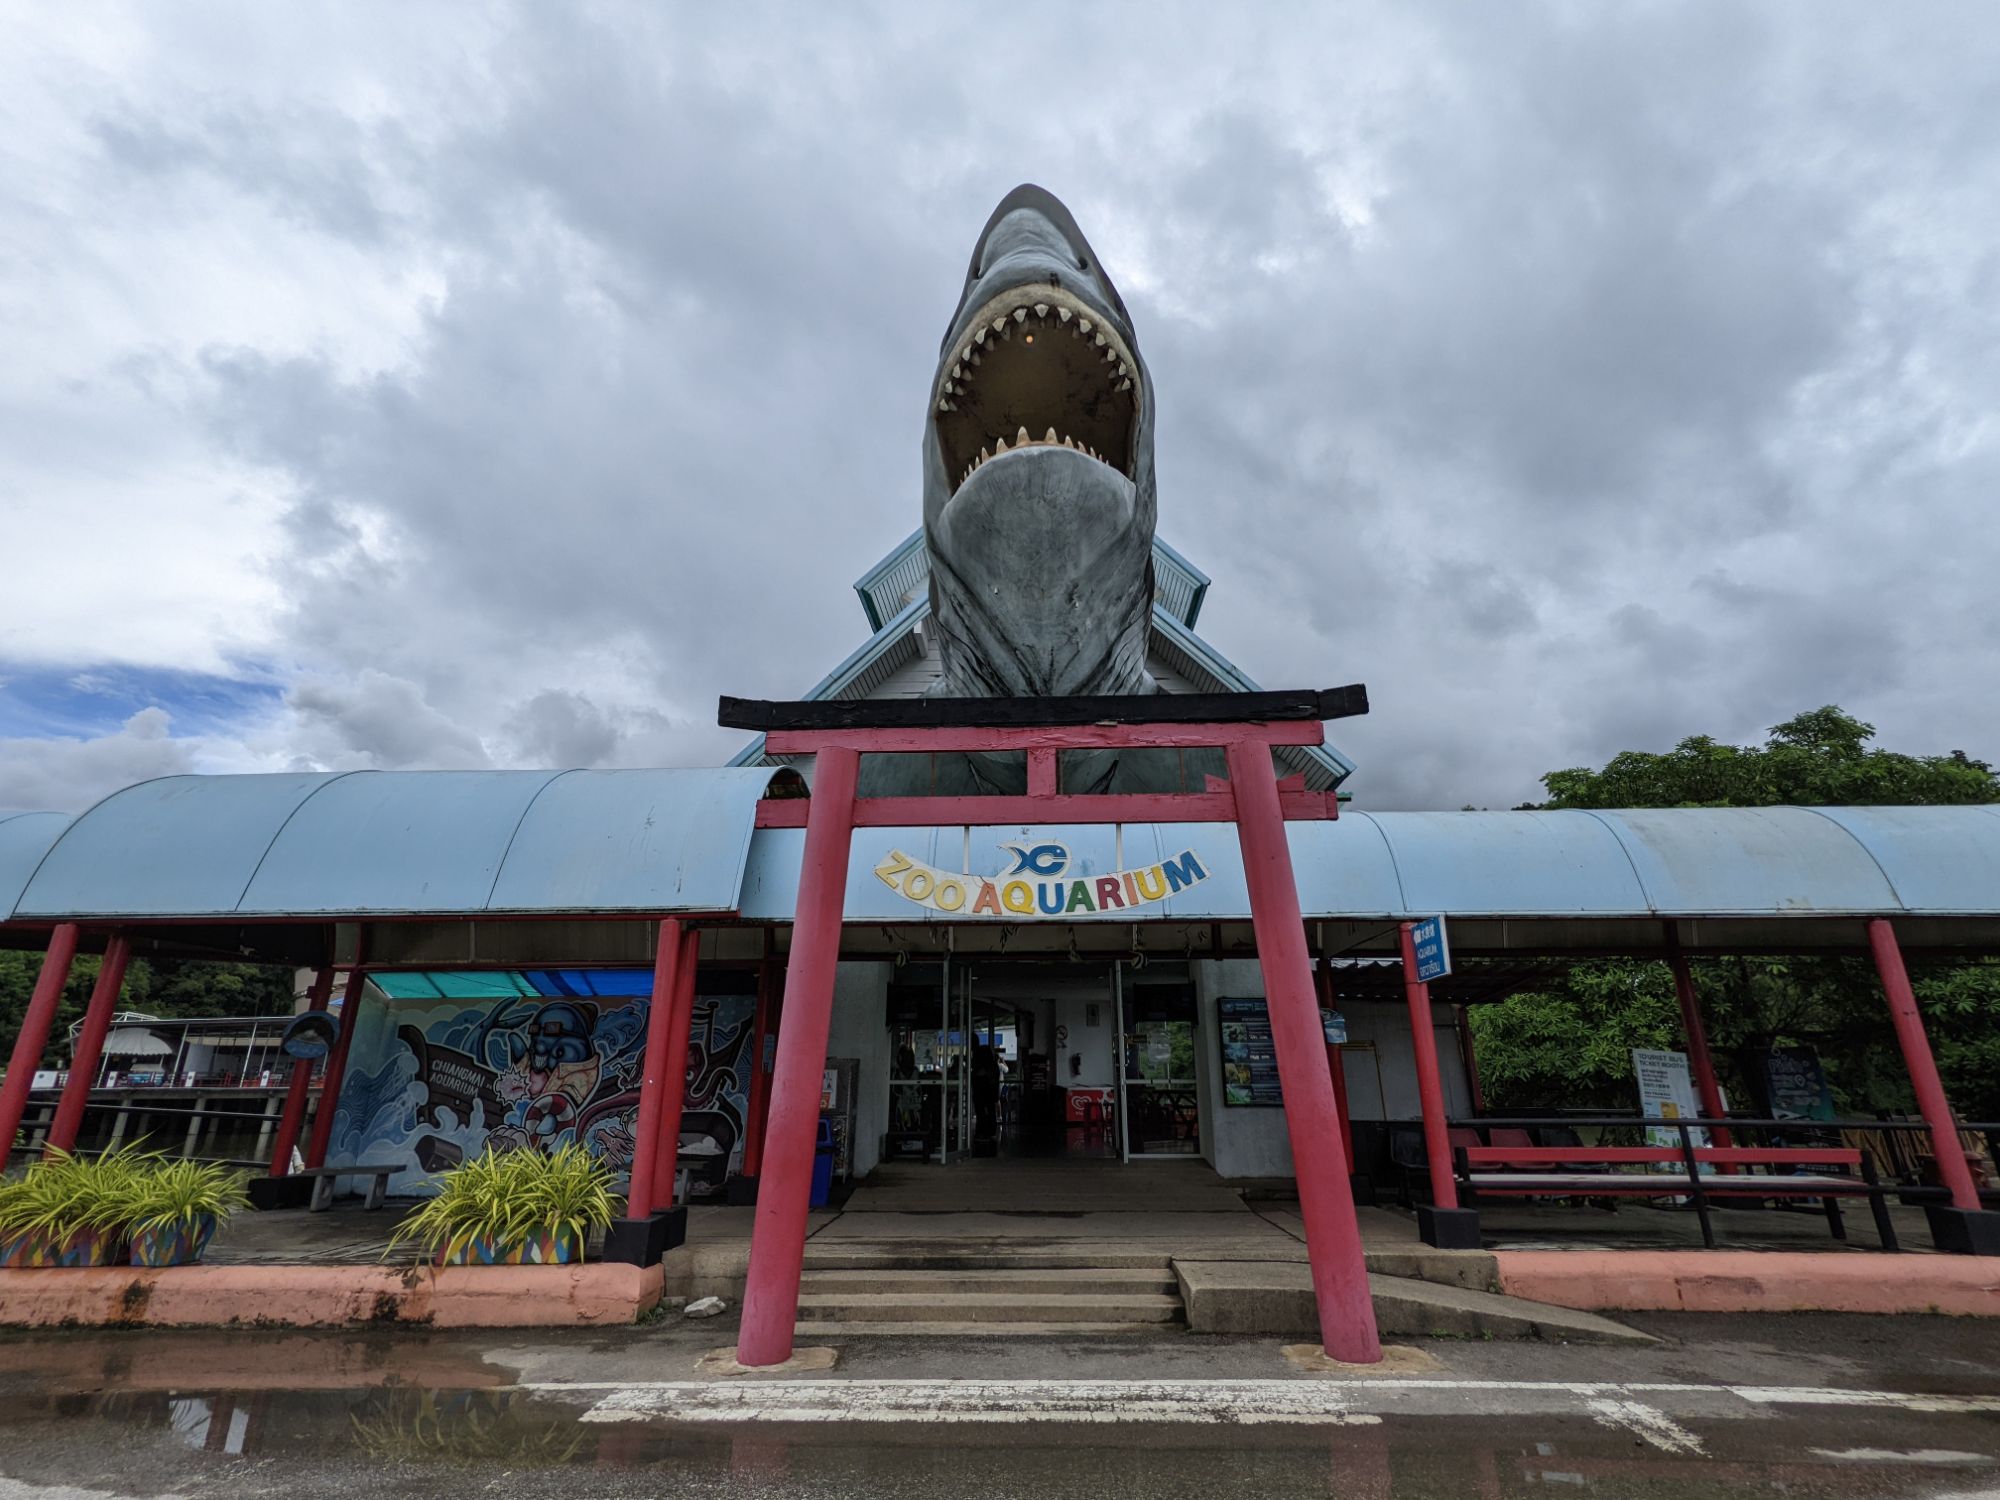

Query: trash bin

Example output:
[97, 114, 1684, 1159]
[809, 1117, 835, 1207]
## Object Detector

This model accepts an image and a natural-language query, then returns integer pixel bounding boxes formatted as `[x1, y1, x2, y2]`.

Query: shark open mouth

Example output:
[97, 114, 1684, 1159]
[934, 282, 1141, 496]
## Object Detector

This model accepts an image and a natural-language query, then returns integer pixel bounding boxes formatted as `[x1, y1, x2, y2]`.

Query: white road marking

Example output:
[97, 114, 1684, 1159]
[1584, 1397, 1707, 1454]
[1809, 1449, 1994, 1465]
[516, 1377, 2000, 1431]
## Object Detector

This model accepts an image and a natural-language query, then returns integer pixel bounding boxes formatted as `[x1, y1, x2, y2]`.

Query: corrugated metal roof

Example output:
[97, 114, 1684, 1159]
[5, 768, 789, 921]
[0, 812, 73, 921]
[735, 806, 2000, 922]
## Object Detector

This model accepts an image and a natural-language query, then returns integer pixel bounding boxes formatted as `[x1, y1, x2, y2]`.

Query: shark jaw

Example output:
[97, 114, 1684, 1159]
[932, 280, 1142, 496]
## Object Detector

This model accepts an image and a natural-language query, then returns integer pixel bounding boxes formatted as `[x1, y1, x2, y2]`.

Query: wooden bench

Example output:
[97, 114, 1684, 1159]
[288, 1164, 401, 1212]
[1455, 1142, 1900, 1250]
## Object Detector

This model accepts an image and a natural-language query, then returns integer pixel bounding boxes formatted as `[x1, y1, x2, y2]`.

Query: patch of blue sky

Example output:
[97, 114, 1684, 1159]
[0, 661, 285, 739]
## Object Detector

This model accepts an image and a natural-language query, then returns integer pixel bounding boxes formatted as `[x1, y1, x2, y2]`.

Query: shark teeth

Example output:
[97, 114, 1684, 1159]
[959, 429, 1108, 484]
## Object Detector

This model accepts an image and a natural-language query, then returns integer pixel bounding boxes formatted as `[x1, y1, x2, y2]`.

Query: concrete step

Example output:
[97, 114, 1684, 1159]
[801, 1244, 1174, 1271]
[796, 1292, 1185, 1325]
[800, 1266, 1178, 1297]
[795, 1320, 1181, 1338]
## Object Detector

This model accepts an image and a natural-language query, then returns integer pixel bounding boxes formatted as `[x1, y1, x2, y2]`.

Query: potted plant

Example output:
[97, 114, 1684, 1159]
[0, 1145, 155, 1268]
[387, 1144, 616, 1266]
[125, 1158, 250, 1266]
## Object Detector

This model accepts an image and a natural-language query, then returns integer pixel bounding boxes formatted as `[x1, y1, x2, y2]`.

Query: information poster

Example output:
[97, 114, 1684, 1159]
[1219, 997, 1283, 1107]
[1633, 1047, 1708, 1152]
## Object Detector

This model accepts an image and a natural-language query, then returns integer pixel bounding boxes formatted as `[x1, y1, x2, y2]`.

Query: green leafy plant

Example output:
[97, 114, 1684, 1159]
[386, 1144, 617, 1265]
[124, 1158, 250, 1238]
[0, 1144, 162, 1243]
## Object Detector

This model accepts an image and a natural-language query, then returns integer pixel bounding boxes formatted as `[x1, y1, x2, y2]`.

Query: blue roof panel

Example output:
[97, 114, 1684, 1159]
[1590, 807, 1899, 915]
[1365, 810, 1646, 915]
[0, 811, 72, 923]
[1801, 806, 2000, 915]
[16, 774, 346, 918]
[486, 768, 784, 913]
[241, 770, 561, 915]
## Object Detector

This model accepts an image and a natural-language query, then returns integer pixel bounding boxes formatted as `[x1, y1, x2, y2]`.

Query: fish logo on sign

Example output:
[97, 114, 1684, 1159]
[874, 839, 1209, 918]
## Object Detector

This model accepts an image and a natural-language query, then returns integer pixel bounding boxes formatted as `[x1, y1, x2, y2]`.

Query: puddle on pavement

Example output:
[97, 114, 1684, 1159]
[2, 1385, 1995, 1498]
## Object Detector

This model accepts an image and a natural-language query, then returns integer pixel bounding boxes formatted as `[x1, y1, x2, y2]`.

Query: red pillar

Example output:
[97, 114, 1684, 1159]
[742, 958, 777, 1178]
[268, 966, 334, 1177]
[1868, 918, 1980, 1212]
[1313, 959, 1355, 1174]
[46, 935, 131, 1155]
[1399, 922, 1458, 1211]
[0, 922, 81, 1160]
[649, 924, 702, 1208]
[1227, 739, 1381, 1364]
[1666, 932, 1734, 1152]
[737, 745, 860, 1368]
[624, 918, 687, 1218]
[304, 968, 367, 1170]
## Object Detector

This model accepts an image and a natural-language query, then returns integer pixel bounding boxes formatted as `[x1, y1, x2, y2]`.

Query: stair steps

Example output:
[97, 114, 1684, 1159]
[793, 1260, 1185, 1336]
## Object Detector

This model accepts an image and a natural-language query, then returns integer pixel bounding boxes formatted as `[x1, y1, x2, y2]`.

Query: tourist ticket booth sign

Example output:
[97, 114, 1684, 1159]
[1219, 997, 1283, 1106]
[1409, 915, 1451, 982]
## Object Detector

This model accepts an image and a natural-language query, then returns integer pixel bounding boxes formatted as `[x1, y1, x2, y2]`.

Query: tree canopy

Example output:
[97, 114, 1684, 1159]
[1473, 707, 2000, 1118]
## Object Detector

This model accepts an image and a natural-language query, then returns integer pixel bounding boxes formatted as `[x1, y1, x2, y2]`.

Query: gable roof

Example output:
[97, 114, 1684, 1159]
[734, 532, 1354, 790]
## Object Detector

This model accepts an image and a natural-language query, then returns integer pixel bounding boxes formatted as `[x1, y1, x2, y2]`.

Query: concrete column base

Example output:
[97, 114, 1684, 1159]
[1925, 1205, 2000, 1256]
[603, 1207, 686, 1266]
[1418, 1205, 1483, 1250]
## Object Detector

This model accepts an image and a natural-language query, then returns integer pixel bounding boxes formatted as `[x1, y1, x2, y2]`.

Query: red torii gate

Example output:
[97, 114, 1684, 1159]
[719, 687, 1384, 1367]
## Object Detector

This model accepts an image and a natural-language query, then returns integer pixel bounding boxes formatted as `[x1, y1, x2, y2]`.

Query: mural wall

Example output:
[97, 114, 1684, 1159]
[326, 974, 757, 1197]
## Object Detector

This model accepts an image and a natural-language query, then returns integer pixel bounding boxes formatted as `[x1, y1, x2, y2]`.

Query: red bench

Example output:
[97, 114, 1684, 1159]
[1455, 1141, 1899, 1250]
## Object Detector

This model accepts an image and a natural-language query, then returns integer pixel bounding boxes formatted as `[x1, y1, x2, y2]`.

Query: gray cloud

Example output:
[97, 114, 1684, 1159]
[3, 3, 1998, 816]
[0, 709, 196, 813]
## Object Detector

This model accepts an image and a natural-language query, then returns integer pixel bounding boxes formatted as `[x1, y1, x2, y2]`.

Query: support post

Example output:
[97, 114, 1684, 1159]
[649, 924, 702, 1210]
[1225, 740, 1381, 1364]
[603, 918, 688, 1264]
[1400, 921, 1479, 1249]
[0, 923, 81, 1160]
[267, 967, 334, 1177]
[1665, 926, 1733, 1151]
[729, 956, 778, 1203]
[303, 968, 367, 1171]
[1313, 958, 1355, 1175]
[46, 935, 131, 1155]
[1867, 918, 1999, 1254]
[737, 745, 860, 1368]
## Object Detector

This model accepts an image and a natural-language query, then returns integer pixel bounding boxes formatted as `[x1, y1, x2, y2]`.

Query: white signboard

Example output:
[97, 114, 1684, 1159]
[1632, 1048, 1708, 1154]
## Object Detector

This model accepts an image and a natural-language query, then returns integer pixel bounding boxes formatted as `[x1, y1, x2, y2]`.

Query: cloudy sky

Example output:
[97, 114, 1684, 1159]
[4, 4, 1997, 814]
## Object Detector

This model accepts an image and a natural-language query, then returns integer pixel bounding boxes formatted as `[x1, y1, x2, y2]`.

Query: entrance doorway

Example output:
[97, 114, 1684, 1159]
[1121, 975, 1201, 1157]
[880, 961, 1205, 1167]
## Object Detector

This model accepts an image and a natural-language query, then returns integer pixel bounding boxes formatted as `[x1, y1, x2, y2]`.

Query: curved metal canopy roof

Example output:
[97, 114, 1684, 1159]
[5, 780, 1998, 926]
[1, 769, 792, 921]
[736, 805, 2000, 923]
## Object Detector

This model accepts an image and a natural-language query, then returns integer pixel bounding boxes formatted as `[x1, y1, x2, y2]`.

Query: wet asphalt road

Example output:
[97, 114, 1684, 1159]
[0, 1314, 1995, 1498]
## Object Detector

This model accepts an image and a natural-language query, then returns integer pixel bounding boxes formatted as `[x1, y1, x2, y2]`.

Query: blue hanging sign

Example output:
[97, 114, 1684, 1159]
[1410, 916, 1451, 983]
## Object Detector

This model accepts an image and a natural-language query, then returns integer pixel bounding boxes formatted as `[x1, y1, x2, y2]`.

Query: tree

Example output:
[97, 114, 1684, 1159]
[0, 951, 296, 1071]
[1472, 708, 2000, 1116]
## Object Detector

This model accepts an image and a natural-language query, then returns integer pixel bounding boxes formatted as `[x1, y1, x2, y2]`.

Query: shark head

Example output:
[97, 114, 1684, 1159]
[922, 185, 1158, 697]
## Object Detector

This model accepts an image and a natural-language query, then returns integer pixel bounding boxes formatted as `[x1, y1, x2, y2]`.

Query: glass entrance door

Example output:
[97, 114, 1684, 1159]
[1121, 980, 1200, 1156]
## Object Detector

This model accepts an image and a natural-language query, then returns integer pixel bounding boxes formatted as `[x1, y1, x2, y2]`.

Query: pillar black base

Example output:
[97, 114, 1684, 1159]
[603, 1207, 687, 1266]
[1925, 1205, 2000, 1256]
[1417, 1205, 1483, 1250]
[246, 1176, 313, 1212]
[725, 1175, 761, 1206]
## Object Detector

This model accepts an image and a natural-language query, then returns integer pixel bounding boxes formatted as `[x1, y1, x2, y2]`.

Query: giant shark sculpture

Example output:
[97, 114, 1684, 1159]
[887, 185, 1194, 795]
[923, 185, 1157, 700]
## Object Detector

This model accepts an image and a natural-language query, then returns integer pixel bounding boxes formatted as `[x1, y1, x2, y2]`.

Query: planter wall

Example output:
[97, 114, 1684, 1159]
[441, 1227, 582, 1266]
[130, 1214, 220, 1268]
[0, 1228, 125, 1269]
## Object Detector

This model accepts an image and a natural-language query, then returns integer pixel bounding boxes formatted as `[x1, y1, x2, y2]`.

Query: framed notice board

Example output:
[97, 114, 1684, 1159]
[1218, 996, 1283, 1107]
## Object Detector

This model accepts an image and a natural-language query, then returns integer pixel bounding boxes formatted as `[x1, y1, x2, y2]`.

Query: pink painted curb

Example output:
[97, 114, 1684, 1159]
[0, 1260, 666, 1329]
[1495, 1249, 2000, 1317]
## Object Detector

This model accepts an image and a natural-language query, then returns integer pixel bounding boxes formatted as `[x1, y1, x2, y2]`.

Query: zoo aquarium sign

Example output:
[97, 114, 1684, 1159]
[873, 840, 1210, 918]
